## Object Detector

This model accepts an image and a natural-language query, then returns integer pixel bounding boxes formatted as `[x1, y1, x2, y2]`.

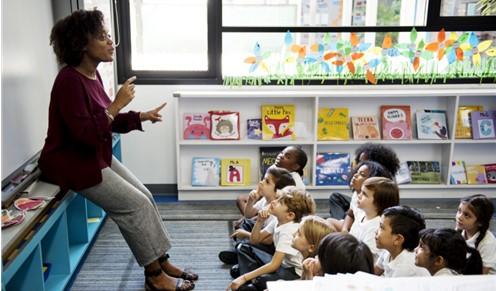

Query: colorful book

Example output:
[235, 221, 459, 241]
[261, 104, 296, 140]
[455, 105, 483, 139]
[351, 116, 380, 140]
[416, 110, 448, 139]
[381, 105, 412, 140]
[247, 118, 262, 139]
[395, 162, 412, 185]
[471, 110, 496, 140]
[191, 157, 220, 186]
[209, 111, 240, 140]
[183, 113, 210, 140]
[315, 153, 351, 185]
[259, 147, 285, 180]
[407, 161, 441, 184]
[450, 160, 467, 185]
[466, 164, 488, 184]
[484, 163, 496, 184]
[317, 108, 350, 140]
[221, 158, 251, 186]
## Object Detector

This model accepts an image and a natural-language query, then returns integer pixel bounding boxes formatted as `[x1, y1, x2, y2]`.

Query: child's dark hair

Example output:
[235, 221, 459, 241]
[354, 143, 400, 176]
[419, 228, 483, 275]
[383, 206, 426, 251]
[362, 177, 400, 215]
[287, 146, 308, 177]
[266, 165, 296, 190]
[460, 194, 495, 248]
[318, 233, 374, 275]
[348, 160, 393, 186]
[278, 188, 315, 223]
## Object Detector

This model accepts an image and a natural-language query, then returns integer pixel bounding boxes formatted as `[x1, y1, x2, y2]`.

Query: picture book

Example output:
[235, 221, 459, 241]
[183, 113, 210, 140]
[406, 161, 441, 184]
[247, 118, 262, 139]
[191, 157, 220, 186]
[221, 158, 251, 186]
[395, 162, 412, 184]
[416, 110, 448, 140]
[351, 116, 380, 140]
[466, 164, 488, 184]
[380, 105, 412, 140]
[209, 111, 240, 140]
[259, 147, 285, 180]
[317, 108, 350, 140]
[484, 163, 496, 184]
[455, 105, 483, 139]
[471, 110, 496, 140]
[450, 160, 467, 185]
[261, 104, 296, 140]
[315, 153, 351, 186]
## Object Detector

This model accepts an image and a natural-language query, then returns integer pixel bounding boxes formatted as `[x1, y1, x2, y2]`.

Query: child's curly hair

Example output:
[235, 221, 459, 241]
[278, 187, 316, 222]
[354, 143, 400, 176]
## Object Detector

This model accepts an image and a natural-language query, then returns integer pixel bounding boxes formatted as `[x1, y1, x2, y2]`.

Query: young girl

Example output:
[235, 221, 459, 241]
[455, 194, 496, 274]
[292, 215, 335, 259]
[415, 228, 483, 275]
[349, 177, 400, 262]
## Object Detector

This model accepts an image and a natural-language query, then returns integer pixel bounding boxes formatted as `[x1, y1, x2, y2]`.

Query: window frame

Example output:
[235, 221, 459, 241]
[116, 0, 496, 85]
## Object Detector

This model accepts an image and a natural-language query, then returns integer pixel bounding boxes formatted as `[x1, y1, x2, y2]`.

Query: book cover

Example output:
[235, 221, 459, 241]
[191, 157, 220, 186]
[416, 110, 449, 140]
[221, 158, 251, 186]
[381, 105, 412, 140]
[209, 111, 240, 140]
[261, 104, 296, 140]
[317, 108, 350, 140]
[407, 161, 441, 184]
[466, 165, 488, 184]
[351, 116, 381, 140]
[471, 110, 496, 140]
[450, 160, 467, 185]
[484, 163, 496, 184]
[247, 118, 262, 140]
[183, 113, 210, 140]
[259, 147, 285, 180]
[455, 105, 483, 139]
[315, 153, 351, 185]
[395, 162, 412, 185]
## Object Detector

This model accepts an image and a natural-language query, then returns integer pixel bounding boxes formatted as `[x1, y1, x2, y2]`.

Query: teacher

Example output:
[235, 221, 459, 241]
[39, 9, 196, 291]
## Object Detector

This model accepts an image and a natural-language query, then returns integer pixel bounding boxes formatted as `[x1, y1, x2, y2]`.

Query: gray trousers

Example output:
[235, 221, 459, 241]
[79, 156, 171, 266]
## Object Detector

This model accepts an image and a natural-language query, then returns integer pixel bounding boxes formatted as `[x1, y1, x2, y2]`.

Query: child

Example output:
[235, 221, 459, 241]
[292, 215, 335, 259]
[455, 194, 496, 274]
[327, 160, 393, 232]
[228, 188, 315, 291]
[349, 177, 400, 262]
[302, 233, 374, 279]
[415, 228, 483, 276]
[374, 205, 430, 277]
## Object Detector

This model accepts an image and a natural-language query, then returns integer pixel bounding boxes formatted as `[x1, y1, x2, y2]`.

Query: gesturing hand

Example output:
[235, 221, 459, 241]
[114, 76, 137, 109]
[140, 102, 167, 123]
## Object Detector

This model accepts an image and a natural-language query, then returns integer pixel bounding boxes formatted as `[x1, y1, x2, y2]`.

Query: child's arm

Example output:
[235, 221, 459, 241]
[231, 229, 251, 241]
[227, 251, 285, 290]
[249, 210, 273, 245]
[374, 265, 384, 276]
[341, 209, 355, 232]
[243, 187, 262, 218]
[302, 257, 321, 280]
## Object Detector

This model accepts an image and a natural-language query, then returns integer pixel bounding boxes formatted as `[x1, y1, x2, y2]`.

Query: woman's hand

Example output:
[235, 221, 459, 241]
[140, 102, 167, 123]
[226, 275, 247, 291]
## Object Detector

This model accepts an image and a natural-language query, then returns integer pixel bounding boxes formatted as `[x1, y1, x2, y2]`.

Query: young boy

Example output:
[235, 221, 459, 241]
[227, 188, 315, 291]
[374, 205, 430, 277]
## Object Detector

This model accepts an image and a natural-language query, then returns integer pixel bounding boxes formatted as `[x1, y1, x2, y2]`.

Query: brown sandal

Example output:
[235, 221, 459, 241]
[144, 268, 195, 291]
[159, 254, 199, 281]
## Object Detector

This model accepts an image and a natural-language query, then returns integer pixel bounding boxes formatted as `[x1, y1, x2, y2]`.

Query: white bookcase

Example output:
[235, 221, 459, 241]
[173, 85, 496, 201]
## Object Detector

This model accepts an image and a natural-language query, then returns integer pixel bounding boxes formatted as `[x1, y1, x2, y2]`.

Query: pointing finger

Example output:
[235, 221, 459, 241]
[126, 76, 137, 84]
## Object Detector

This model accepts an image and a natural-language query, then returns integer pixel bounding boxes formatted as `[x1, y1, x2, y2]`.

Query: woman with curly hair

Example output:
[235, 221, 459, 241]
[39, 9, 196, 291]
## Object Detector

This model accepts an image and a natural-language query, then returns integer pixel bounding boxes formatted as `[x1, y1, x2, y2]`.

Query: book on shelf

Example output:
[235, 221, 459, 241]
[317, 107, 350, 140]
[183, 113, 210, 140]
[247, 118, 262, 140]
[315, 153, 351, 186]
[209, 111, 240, 140]
[191, 157, 220, 186]
[259, 147, 285, 180]
[416, 110, 449, 140]
[351, 116, 381, 140]
[484, 163, 496, 184]
[466, 164, 488, 184]
[471, 110, 496, 140]
[221, 158, 251, 186]
[261, 104, 296, 140]
[380, 105, 412, 140]
[450, 160, 467, 185]
[455, 105, 483, 139]
[406, 161, 441, 184]
[395, 162, 412, 184]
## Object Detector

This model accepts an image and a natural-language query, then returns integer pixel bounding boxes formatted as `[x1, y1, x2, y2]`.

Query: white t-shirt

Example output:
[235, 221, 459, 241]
[349, 190, 365, 223]
[264, 219, 303, 276]
[349, 215, 383, 262]
[291, 172, 305, 190]
[376, 249, 431, 277]
[464, 230, 496, 274]
[433, 268, 458, 276]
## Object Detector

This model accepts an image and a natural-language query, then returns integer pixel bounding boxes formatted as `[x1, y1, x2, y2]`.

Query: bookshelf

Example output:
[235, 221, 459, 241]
[173, 85, 496, 200]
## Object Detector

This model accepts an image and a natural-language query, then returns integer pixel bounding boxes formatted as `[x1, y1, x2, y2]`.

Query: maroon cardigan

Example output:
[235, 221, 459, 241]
[39, 66, 142, 191]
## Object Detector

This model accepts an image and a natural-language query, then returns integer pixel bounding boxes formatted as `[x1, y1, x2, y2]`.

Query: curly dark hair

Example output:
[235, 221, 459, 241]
[50, 9, 104, 66]
[354, 143, 400, 176]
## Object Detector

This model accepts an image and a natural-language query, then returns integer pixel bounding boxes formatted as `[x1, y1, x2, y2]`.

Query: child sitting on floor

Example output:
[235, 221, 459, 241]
[292, 215, 335, 259]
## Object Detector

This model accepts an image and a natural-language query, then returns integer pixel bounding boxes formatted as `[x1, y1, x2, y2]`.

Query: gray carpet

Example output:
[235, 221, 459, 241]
[70, 199, 495, 291]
